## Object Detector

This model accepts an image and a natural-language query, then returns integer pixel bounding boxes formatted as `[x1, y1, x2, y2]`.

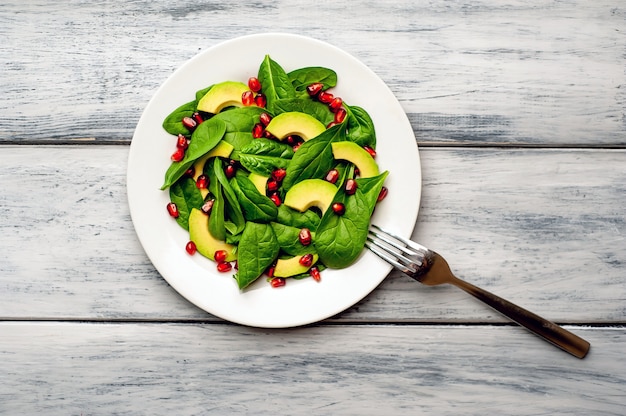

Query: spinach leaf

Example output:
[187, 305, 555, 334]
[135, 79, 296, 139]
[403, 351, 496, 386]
[162, 100, 196, 136]
[195, 85, 213, 103]
[169, 176, 204, 230]
[272, 98, 334, 125]
[258, 55, 296, 113]
[270, 222, 317, 256]
[235, 222, 280, 289]
[275, 205, 321, 231]
[213, 106, 266, 132]
[314, 171, 388, 268]
[238, 138, 294, 176]
[161, 117, 227, 189]
[287, 66, 337, 98]
[223, 132, 254, 160]
[213, 158, 245, 236]
[207, 163, 226, 241]
[282, 123, 347, 190]
[345, 104, 376, 148]
[231, 174, 278, 223]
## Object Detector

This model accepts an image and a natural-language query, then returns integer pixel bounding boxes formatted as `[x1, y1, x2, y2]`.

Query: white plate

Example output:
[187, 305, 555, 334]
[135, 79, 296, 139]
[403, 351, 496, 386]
[127, 33, 421, 328]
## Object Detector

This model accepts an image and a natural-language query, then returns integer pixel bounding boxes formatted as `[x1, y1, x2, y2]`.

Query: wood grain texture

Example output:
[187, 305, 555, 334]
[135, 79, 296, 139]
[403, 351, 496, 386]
[0, 0, 624, 145]
[0, 322, 623, 415]
[1, 146, 623, 323]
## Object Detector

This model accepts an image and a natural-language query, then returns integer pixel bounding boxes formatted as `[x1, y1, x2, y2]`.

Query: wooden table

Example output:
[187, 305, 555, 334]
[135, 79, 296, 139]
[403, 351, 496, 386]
[1, 1, 624, 414]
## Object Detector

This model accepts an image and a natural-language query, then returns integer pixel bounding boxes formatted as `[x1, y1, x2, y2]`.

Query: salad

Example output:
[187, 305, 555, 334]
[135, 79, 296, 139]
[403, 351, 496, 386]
[161, 55, 388, 290]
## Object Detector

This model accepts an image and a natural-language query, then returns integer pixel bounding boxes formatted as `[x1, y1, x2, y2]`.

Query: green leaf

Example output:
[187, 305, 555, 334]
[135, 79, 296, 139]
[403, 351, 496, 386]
[161, 117, 227, 189]
[162, 100, 196, 136]
[223, 132, 254, 160]
[213, 106, 266, 132]
[168, 176, 204, 230]
[314, 171, 388, 268]
[213, 158, 245, 236]
[282, 123, 346, 190]
[272, 98, 334, 125]
[231, 174, 278, 223]
[238, 138, 294, 176]
[270, 222, 317, 256]
[258, 55, 296, 113]
[195, 85, 213, 103]
[235, 222, 280, 289]
[345, 104, 376, 148]
[287, 66, 337, 98]
[275, 205, 321, 231]
[207, 163, 226, 241]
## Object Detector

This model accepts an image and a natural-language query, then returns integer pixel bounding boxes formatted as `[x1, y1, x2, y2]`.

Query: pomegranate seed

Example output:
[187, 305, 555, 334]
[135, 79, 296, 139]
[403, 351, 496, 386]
[298, 228, 312, 246]
[270, 277, 286, 288]
[285, 135, 296, 145]
[325, 169, 339, 184]
[224, 164, 236, 179]
[185, 166, 195, 177]
[292, 142, 302, 152]
[332, 202, 346, 215]
[270, 193, 281, 206]
[310, 266, 321, 281]
[196, 174, 209, 189]
[252, 123, 264, 138]
[166, 202, 179, 218]
[185, 241, 197, 255]
[299, 253, 314, 267]
[201, 199, 214, 214]
[217, 262, 232, 273]
[329, 97, 343, 112]
[318, 91, 333, 104]
[260, 112, 272, 126]
[176, 134, 189, 150]
[326, 121, 337, 129]
[254, 93, 267, 108]
[271, 168, 287, 182]
[306, 83, 324, 97]
[248, 77, 262, 92]
[242, 90, 254, 106]
[214, 250, 227, 263]
[171, 147, 185, 162]
[334, 107, 347, 123]
[267, 179, 279, 192]
[364, 145, 377, 158]
[182, 117, 197, 130]
[192, 112, 204, 124]
[345, 179, 358, 195]
[354, 167, 360, 176]
[377, 186, 388, 202]
[266, 265, 275, 278]
[264, 130, 276, 139]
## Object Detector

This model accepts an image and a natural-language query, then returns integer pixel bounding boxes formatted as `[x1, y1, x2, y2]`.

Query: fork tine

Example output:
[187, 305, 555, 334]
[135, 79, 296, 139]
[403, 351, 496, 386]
[365, 240, 412, 272]
[370, 224, 427, 253]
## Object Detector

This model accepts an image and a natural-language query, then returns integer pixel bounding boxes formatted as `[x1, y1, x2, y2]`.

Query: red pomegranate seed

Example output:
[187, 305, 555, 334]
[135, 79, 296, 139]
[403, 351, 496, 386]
[224, 164, 236, 179]
[345, 179, 358, 195]
[185, 241, 197, 255]
[377, 186, 388, 202]
[248, 77, 262, 92]
[196, 174, 209, 189]
[242, 90, 254, 106]
[318, 91, 333, 104]
[166, 202, 179, 218]
[334, 107, 347, 123]
[292, 142, 302, 152]
[270, 193, 281, 206]
[176, 134, 189, 150]
[217, 262, 232, 273]
[201, 199, 214, 214]
[271, 168, 287, 182]
[329, 97, 343, 112]
[171, 147, 185, 162]
[310, 266, 321, 282]
[363, 145, 377, 158]
[325, 169, 339, 184]
[270, 277, 286, 288]
[192, 112, 204, 124]
[185, 166, 195, 177]
[326, 121, 337, 129]
[332, 202, 346, 215]
[266, 265, 275, 278]
[285, 135, 296, 145]
[259, 112, 272, 126]
[214, 250, 227, 263]
[267, 179, 279, 192]
[252, 123, 264, 138]
[254, 93, 267, 108]
[299, 253, 314, 267]
[182, 116, 197, 130]
[298, 228, 312, 246]
[306, 83, 323, 97]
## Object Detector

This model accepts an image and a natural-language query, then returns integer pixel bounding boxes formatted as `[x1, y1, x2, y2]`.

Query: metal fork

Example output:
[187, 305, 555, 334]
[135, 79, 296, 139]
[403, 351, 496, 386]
[366, 224, 591, 359]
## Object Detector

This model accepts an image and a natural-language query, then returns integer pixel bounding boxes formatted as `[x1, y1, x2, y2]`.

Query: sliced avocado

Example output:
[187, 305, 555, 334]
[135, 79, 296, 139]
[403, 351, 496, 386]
[192, 141, 234, 198]
[248, 172, 269, 195]
[265, 111, 326, 141]
[331, 141, 379, 178]
[274, 254, 319, 278]
[283, 179, 338, 215]
[196, 81, 249, 114]
[188, 208, 237, 262]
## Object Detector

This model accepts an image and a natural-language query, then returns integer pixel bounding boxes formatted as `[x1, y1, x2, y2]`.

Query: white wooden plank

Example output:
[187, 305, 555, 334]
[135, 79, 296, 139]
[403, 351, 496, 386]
[0, 1, 623, 145]
[0, 323, 623, 415]
[0, 146, 624, 322]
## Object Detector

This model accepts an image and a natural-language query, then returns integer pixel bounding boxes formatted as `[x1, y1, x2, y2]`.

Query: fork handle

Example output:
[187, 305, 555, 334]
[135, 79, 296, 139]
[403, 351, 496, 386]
[450, 277, 590, 358]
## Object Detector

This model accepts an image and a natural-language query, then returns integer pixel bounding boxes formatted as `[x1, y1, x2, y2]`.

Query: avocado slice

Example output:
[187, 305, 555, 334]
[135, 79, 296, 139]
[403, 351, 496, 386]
[196, 81, 249, 114]
[283, 179, 338, 215]
[265, 111, 326, 141]
[274, 254, 319, 278]
[192, 141, 235, 198]
[188, 208, 237, 262]
[331, 141, 379, 178]
[248, 172, 269, 195]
